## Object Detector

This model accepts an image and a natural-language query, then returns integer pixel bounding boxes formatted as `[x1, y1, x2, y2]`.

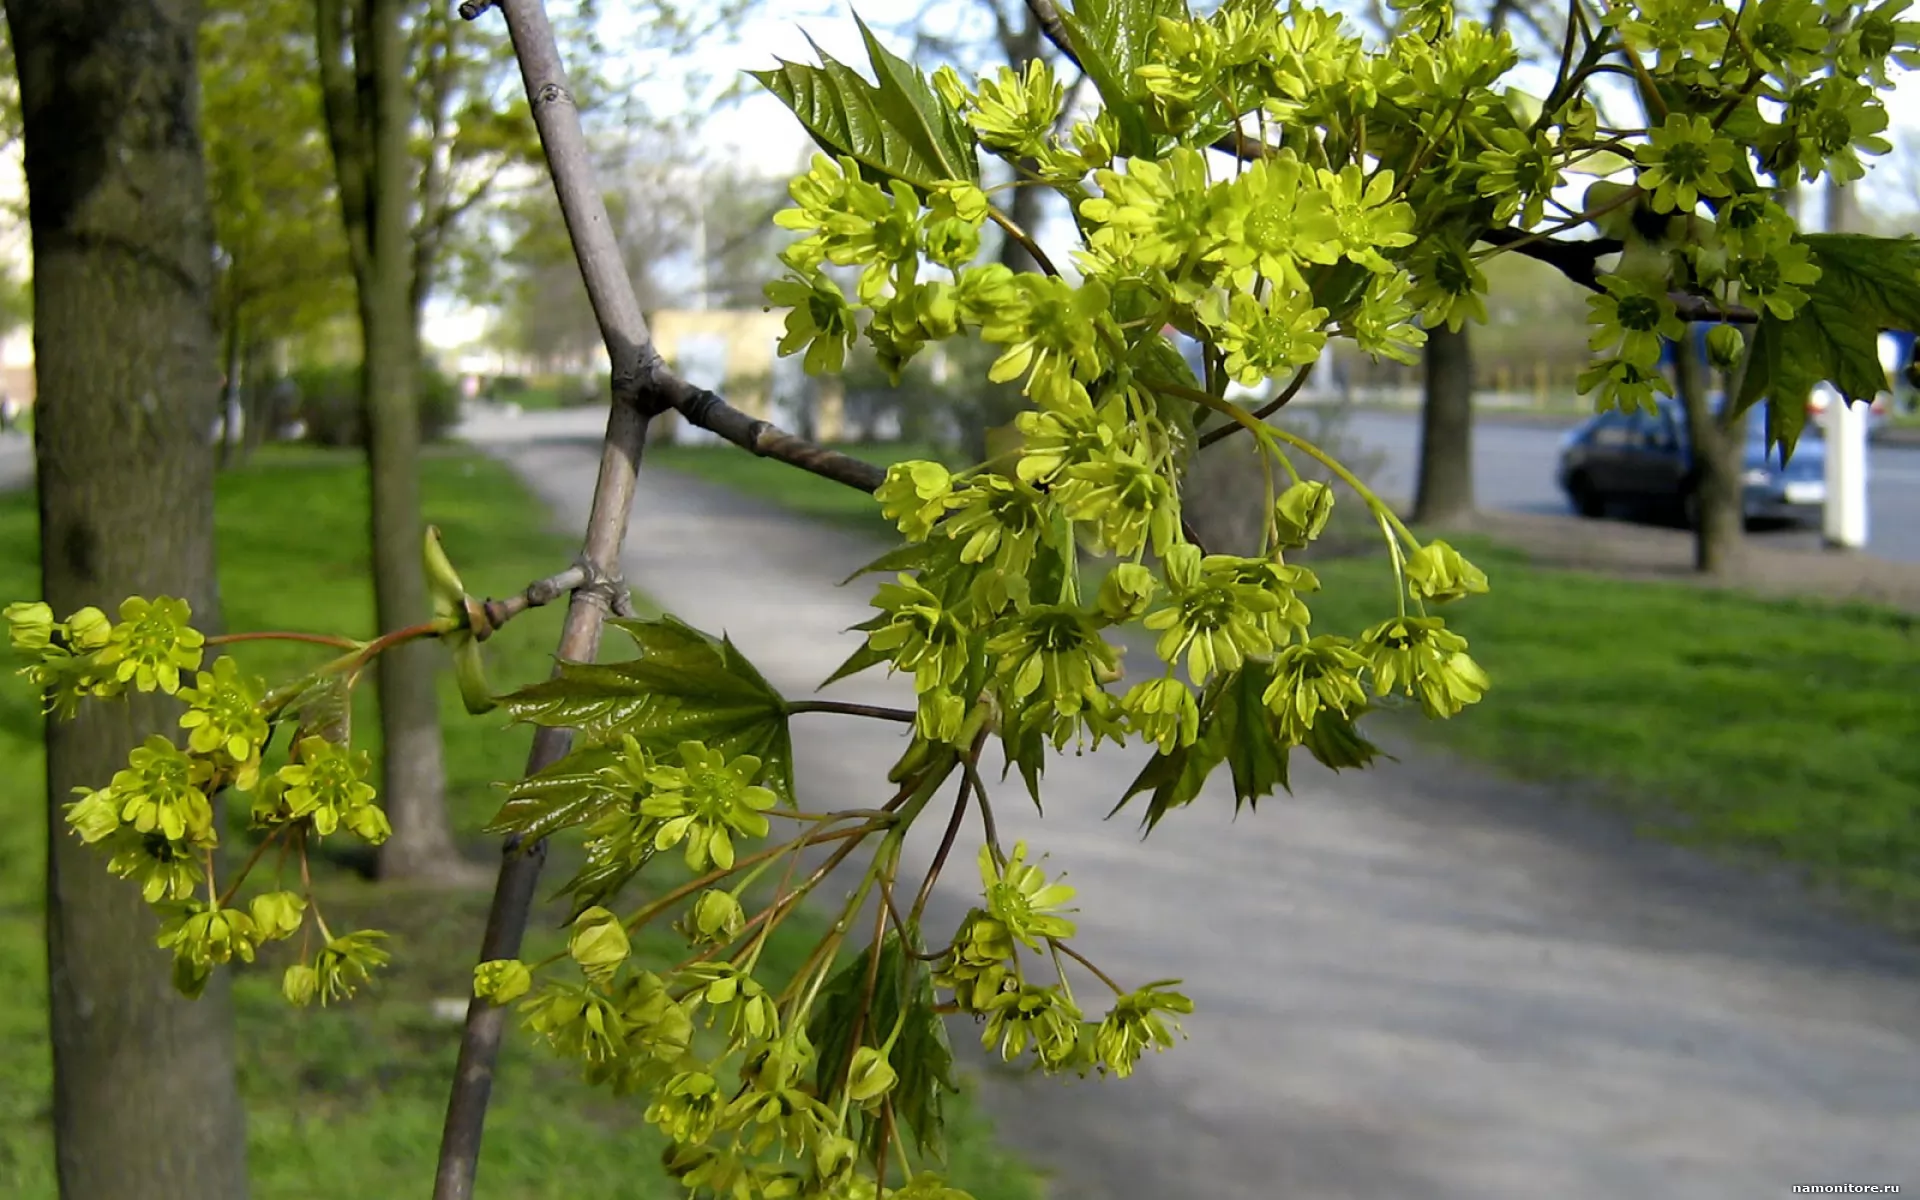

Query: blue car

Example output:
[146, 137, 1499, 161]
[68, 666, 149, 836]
[1556, 400, 1827, 527]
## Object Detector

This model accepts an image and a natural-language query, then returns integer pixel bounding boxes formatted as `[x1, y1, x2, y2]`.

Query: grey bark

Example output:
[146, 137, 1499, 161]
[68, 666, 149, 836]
[4, 1, 251, 1196]
[1675, 330, 1746, 574]
[1413, 321, 1475, 525]
[317, 0, 466, 882]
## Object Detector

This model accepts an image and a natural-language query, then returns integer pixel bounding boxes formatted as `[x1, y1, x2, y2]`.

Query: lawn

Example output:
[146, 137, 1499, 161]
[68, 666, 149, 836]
[644, 439, 1920, 929]
[0, 445, 1041, 1199]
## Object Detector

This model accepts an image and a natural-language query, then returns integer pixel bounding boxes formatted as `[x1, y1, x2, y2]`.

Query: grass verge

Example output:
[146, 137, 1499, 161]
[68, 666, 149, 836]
[642, 441, 1920, 928]
[0, 444, 1041, 1199]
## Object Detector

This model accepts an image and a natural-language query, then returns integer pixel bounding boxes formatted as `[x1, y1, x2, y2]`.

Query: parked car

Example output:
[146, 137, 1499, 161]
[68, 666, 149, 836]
[1556, 399, 1827, 527]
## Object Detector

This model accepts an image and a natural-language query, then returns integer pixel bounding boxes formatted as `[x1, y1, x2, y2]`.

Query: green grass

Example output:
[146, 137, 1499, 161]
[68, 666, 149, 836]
[638, 446, 1920, 928]
[0, 445, 1041, 1199]
[1308, 537, 1920, 924]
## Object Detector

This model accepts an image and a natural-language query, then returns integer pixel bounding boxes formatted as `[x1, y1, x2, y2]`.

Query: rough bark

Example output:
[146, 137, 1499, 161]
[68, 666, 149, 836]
[318, 0, 468, 882]
[1675, 330, 1746, 574]
[218, 299, 244, 469]
[5, 1, 251, 1196]
[1413, 321, 1475, 525]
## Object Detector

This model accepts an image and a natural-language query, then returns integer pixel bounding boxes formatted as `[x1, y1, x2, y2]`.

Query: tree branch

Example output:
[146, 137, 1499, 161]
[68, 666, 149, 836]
[662, 376, 888, 493]
[430, 3, 656, 1195]
[1473, 226, 1760, 323]
[1022, 0, 1079, 70]
[314, 0, 373, 287]
[409, 4, 460, 311]
[1477, 224, 1618, 286]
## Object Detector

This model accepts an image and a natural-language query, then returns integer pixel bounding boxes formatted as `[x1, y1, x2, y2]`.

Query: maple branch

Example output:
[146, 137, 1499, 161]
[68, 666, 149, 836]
[431, 1, 656, 1194]
[1474, 226, 1761, 323]
[1023, 0, 1079, 70]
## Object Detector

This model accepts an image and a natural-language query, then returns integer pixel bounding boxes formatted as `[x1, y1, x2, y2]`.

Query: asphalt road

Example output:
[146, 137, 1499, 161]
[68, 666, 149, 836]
[473, 411, 1920, 1200]
[1333, 409, 1920, 563]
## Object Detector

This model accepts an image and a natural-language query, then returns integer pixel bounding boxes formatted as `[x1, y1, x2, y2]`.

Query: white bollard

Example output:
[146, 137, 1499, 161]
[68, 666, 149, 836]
[1822, 384, 1869, 549]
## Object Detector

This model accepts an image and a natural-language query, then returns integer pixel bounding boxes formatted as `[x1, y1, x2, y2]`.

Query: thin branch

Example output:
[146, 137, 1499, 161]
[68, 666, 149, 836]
[911, 772, 973, 926]
[431, 2, 659, 1196]
[1474, 225, 1761, 323]
[1476, 224, 1619, 287]
[1022, 0, 1080, 70]
[666, 379, 888, 492]
[1049, 937, 1126, 995]
[787, 700, 918, 724]
[471, 561, 593, 638]
[1196, 364, 1316, 450]
[205, 630, 362, 650]
[988, 208, 1060, 277]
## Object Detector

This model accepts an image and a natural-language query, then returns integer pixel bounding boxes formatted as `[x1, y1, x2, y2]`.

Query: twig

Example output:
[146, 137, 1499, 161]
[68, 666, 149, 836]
[989, 208, 1061, 277]
[1196, 364, 1316, 450]
[1475, 226, 1760, 323]
[1475, 225, 1619, 289]
[205, 630, 362, 650]
[910, 774, 972, 926]
[432, 3, 658, 1197]
[215, 826, 288, 909]
[1049, 938, 1126, 995]
[787, 700, 918, 724]
[668, 381, 887, 493]
[1022, 0, 1079, 69]
[962, 757, 1005, 863]
[473, 563, 588, 638]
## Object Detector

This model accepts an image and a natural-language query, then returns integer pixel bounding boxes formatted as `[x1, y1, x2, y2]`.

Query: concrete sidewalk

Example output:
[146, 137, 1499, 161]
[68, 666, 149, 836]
[490, 433, 1919, 1200]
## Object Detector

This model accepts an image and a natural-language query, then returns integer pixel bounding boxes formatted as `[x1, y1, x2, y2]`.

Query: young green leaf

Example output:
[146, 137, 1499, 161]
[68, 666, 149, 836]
[485, 744, 622, 838]
[1111, 718, 1228, 833]
[1736, 234, 1920, 457]
[750, 19, 978, 190]
[1046, 0, 1182, 155]
[807, 929, 956, 1158]
[498, 616, 797, 800]
[1214, 664, 1290, 813]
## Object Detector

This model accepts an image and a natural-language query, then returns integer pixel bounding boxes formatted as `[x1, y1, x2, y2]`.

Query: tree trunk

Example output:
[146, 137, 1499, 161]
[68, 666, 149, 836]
[238, 339, 271, 463]
[357, 0, 466, 883]
[5, 2, 251, 1197]
[1677, 330, 1746, 574]
[218, 301, 244, 470]
[1413, 321, 1475, 525]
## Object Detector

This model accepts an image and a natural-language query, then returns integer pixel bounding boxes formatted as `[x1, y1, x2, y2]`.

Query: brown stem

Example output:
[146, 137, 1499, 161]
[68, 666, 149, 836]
[215, 826, 288, 909]
[988, 208, 1060, 277]
[205, 631, 362, 650]
[840, 849, 896, 1097]
[624, 823, 879, 936]
[1050, 937, 1126, 995]
[909, 775, 971, 927]
[1196, 364, 1317, 450]
[350, 619, 441, 671]
[962, 758, 1005, 862]
[787, 700, 918, 724]
[474, 562, 589, 639]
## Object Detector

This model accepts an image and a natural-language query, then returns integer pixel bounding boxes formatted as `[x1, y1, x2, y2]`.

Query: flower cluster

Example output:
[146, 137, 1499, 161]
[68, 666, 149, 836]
[6, 596, 397, 1007]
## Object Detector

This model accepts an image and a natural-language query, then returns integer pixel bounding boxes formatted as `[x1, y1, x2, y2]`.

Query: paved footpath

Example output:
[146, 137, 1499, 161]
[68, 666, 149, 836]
[484, 422, 1918, 1200]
